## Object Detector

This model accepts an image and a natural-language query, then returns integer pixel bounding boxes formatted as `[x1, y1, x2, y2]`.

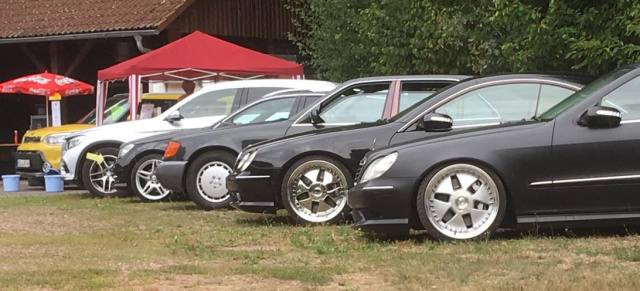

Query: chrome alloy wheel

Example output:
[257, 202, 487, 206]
[88, 154, 118, 195]
[287, 160, 348, 223]
[424, 164, 499, 240]
[196, 161, 232, 203]
[135, 159, 171, 201]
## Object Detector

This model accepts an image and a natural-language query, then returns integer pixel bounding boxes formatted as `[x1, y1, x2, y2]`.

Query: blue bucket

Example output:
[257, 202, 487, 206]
[44, 168, 64, 192]
[1, 175, 20, 192]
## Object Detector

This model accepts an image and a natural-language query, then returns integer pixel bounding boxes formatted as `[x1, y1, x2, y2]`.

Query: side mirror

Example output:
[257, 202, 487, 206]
[417, 113, 453, 132]
[579, 106, 621, 128]
[166, 110, 183, 123]
[309, 108, 324, 126]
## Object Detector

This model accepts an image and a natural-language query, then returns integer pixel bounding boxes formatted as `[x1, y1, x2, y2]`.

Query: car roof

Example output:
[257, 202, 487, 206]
[196, 79, 336, 93]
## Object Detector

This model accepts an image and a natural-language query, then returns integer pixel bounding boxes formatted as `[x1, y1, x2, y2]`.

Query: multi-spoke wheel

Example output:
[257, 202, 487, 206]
[131, 154, 172, 202]
[186, 151, 235, 210]
[282, 156, 352, 225]
[417, 163, 506, 241]
[81, 147, 119, 198]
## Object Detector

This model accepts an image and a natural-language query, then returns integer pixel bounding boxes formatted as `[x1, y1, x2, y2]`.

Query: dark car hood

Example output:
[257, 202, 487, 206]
[128, 127, 211, 146]
[245, 122, 387, 151]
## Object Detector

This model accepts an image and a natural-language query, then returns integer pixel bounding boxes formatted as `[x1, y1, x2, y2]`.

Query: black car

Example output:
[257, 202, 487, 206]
[115, 91, 327, 201]
[347, 63, 640, 241]
[226, 73, 593, 225]
[155, 75, 468, 209]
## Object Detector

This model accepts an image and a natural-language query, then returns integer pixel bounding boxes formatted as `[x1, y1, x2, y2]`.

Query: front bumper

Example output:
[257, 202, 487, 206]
[14, 150, 47, 177]
[227, 170, 280, 214]
[155, 161, 188, 192]
[348, 177, 419, 235]
[114, 153, 136, 186]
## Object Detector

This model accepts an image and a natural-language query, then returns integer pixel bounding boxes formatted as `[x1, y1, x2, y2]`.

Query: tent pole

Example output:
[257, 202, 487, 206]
[46, 98, 50, 127]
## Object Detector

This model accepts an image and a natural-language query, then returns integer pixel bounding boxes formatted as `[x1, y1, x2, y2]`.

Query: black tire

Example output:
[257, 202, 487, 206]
[416, 163, 507, 241]
[81, 147, 119, 198]
[185, 151, 235, 211]
[131, 153, 174, 202]
[281, 156, 352, 225]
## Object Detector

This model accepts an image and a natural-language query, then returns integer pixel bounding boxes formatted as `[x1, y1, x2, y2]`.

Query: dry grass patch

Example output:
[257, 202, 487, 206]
[0, 194, 639, 290]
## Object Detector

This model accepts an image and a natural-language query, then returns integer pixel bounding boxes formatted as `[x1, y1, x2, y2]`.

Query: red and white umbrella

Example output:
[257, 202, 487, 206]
[0, 72, 94, 126]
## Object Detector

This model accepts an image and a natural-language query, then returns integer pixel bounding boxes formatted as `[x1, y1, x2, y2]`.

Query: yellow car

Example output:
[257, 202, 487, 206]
[15, 93, 180, 185]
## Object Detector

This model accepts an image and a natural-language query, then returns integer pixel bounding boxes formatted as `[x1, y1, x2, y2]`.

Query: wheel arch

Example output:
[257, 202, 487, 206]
[184, 145, 239, 193]
[276, 150, 354, 207]
[409, 157, 517, 231]
[75, 140, 123, 185]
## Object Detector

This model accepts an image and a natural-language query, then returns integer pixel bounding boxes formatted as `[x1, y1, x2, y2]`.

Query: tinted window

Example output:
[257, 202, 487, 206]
[601, 76, 640, 121]
[436, 84, 539, 126]
[540, 67, 634, 120]
[247, 87, 288, 103]
[304, 96, 322, 107]
[536, 85, 575, 116]
[78, 95, 127, 124]
[231, 97, 297, 125]
[179, 88, 237, 118]
[318, 82, 390, 123]
[399, 82, 448, 112]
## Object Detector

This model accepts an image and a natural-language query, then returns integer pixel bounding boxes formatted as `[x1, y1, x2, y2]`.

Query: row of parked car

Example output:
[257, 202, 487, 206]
[18, 63, 640, 241]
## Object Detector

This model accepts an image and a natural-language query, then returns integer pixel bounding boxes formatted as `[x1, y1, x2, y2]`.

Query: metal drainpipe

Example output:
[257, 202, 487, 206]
[133, 35, 151, 53]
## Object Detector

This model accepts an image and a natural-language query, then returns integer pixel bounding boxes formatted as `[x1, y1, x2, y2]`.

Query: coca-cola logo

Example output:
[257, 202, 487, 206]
[14, 76, 51, 85]
[65, 89, 83, 96]
[1, 85, 16, 92]
[55, 76, 76, 86]
[28, 88, 50, 95]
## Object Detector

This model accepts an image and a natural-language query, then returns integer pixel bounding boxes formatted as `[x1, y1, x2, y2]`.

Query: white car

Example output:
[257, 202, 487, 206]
[60, 79, 335, 197]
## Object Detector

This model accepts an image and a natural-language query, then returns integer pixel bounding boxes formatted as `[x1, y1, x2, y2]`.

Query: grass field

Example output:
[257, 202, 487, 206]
[0, 193, 639, 290]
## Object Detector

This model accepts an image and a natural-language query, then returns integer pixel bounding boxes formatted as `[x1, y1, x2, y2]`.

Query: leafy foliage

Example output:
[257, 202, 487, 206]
[287, 0, 640, 81]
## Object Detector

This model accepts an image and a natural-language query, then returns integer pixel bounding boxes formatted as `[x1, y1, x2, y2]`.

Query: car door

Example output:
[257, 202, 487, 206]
[550, 75, 640, 214]
[389, 82, 577, 144]
[154, 88, 242, 134]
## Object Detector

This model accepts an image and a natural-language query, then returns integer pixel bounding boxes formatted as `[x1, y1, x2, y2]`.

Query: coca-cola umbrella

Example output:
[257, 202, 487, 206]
[0, 72, 94, 126]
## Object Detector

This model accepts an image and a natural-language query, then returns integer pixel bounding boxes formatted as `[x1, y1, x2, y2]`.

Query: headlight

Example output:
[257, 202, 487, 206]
[44, 133, 70, 145]
[66, 136, 85, 150]
[119, 144, 135, 158]
[360, 152, 398, 183]
[235, 150, 257, 172]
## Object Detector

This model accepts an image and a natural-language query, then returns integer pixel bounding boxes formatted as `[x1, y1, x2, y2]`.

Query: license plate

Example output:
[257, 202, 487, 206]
[16, 159, 30, 168]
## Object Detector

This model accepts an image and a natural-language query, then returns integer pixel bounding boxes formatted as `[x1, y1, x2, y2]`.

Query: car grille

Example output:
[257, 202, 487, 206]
[23, 136, 41, 143]
[353, 157, 367, 185]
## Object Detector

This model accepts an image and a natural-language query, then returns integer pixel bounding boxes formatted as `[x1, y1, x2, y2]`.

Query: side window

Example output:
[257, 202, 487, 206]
[317, 82, 391, 124]
[601, 76, 640, 121]
[231, 97, 297, 125]
[246, 87, 289, 103]
[178, 88, 238, 119]
[536, 85, 575, 116]
[399, 82, 449, 112]
[303, 96, 322, 108]
[435, 84, 539, 126]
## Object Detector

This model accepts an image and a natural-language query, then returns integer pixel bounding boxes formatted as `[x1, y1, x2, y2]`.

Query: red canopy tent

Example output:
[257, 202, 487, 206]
[95, 31, 304, 125]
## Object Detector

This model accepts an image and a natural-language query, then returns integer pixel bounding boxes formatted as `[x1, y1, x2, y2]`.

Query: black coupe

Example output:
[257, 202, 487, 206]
[226, 73, 592, 224]
[348, 63, 640, 241]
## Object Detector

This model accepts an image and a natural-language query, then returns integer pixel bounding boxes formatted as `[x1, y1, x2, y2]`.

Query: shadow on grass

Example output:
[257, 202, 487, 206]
[235, 215, 299, 227]
[361, 225, 640, 243]
[159, 204, 203, 211]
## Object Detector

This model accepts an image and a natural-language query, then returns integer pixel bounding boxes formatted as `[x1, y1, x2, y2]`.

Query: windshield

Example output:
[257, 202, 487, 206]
[539, 67, 634, 120]
[77, 95, 128, 124]
[79, 98, 130, 125]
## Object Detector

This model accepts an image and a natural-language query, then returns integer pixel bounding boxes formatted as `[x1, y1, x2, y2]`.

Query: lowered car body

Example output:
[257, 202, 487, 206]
[156, 75, 469, 210]
[226, 73, 593, 225]
[348, 63, 640, 240]
[114, 91, 328, 201]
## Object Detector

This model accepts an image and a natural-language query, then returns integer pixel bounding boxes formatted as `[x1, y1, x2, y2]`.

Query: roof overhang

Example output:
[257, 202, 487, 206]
[0, 29, 160, 44]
